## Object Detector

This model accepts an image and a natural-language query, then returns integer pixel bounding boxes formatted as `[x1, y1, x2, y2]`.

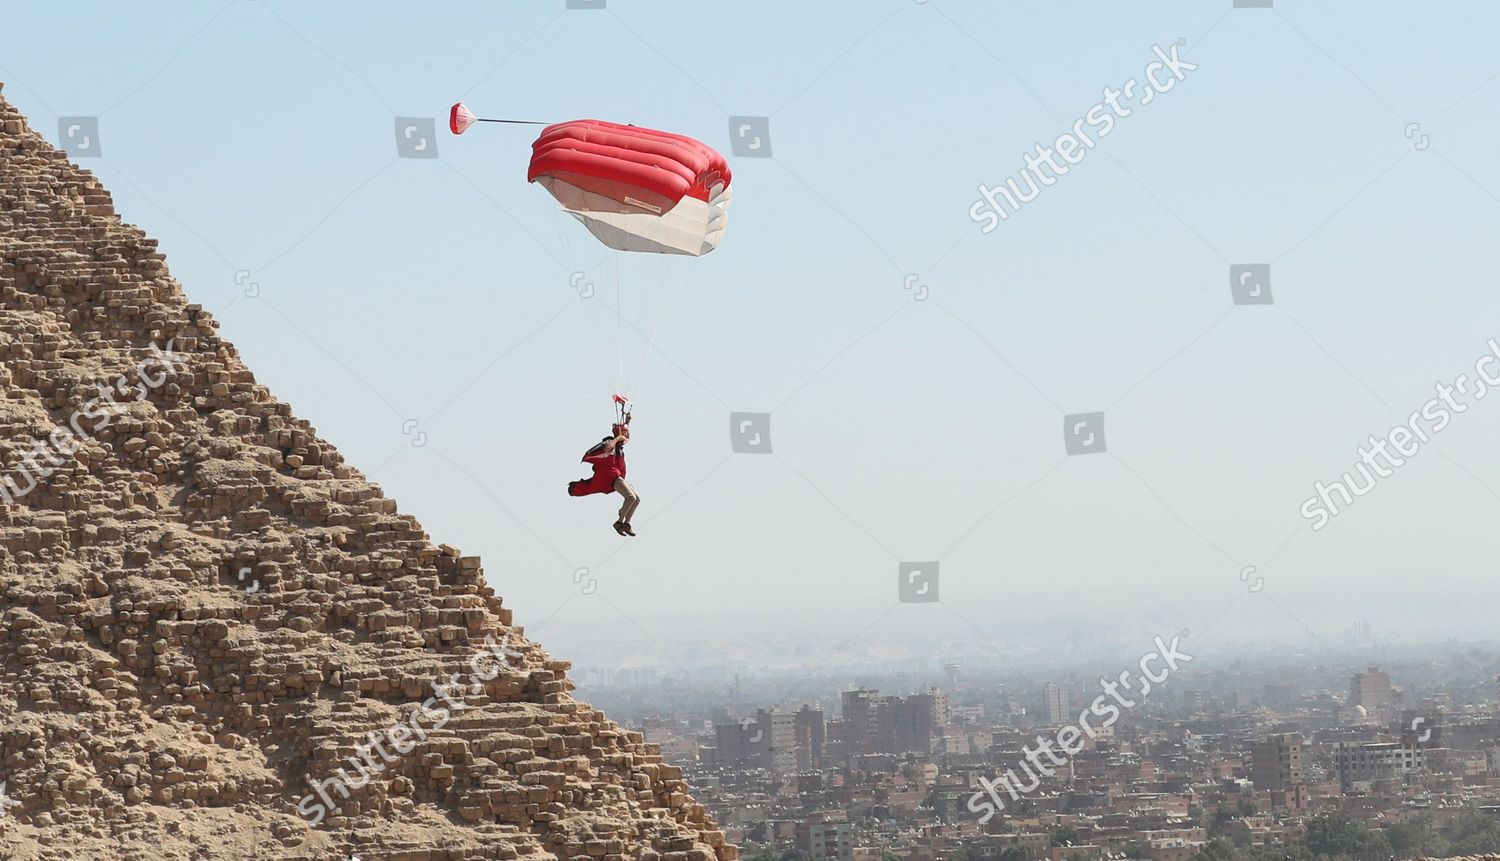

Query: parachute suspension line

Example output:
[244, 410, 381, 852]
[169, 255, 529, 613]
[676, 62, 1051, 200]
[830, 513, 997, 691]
[554, 202, 617, 402]
[615, 255, 624, 398]
[629, 260, 685, 402]
[584, 298, 615, 400]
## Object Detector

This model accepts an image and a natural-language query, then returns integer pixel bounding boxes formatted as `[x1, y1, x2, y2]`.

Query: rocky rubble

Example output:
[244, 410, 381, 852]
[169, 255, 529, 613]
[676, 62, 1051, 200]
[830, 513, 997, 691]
[0, 83, 730, 861]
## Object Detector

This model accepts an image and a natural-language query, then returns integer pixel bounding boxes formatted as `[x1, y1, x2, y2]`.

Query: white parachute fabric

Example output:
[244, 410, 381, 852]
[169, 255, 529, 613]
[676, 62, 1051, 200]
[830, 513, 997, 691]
[536, 178, 731, 257]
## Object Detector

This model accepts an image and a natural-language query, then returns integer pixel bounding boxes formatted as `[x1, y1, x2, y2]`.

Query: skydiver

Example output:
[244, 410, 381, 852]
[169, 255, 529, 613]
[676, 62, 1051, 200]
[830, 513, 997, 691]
[568, 423, 639, 536]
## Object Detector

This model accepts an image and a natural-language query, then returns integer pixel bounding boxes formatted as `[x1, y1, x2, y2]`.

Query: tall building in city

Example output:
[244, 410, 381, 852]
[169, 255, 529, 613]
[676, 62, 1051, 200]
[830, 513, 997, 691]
[712, 709, 798, 773]
[1334, 740, 1424, 788]
[1250, 732, 1305, 791]
[1040, 682, 1071, 725]
[795, 705, 826, 770]
[875, 692, 938, 755]
[755, 709, 798, 774]
[1350, 667, 1394, 710]
[713, 720, 757, 769]
[930, 686, 951, 726]
[841, 689, 880, 754]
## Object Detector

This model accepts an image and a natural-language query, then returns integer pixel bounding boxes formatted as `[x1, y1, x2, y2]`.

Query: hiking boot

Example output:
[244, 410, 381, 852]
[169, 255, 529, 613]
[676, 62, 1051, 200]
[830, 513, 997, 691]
[613, 521, 630, 536]
[621, 522, 637, 536]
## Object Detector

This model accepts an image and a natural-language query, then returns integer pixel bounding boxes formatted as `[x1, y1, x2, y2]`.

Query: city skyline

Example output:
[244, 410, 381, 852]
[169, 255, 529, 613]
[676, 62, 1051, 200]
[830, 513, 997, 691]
[625, 642, 1500, 861]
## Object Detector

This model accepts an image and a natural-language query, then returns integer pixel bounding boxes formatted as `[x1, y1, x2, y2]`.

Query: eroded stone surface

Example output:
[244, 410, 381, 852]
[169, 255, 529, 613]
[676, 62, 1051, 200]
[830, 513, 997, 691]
[0, 84, 731, 861]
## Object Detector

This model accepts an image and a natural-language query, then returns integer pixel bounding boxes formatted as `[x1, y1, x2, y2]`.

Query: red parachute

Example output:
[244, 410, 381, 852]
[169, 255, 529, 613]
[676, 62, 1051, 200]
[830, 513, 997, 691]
[449, 102, 732, 257]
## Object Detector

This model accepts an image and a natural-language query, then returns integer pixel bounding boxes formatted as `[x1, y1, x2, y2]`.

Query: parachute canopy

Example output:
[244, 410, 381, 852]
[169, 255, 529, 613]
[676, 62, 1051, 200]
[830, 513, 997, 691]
[528, 120, 732, 257]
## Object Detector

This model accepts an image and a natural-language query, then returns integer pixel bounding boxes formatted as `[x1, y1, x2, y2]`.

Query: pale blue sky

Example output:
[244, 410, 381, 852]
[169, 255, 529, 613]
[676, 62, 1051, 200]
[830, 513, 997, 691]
[5, 1, 1500, 672]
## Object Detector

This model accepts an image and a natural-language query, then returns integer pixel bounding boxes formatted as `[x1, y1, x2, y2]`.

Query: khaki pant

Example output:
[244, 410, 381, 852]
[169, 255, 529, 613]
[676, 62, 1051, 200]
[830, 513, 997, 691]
[614, 478, 639, 522]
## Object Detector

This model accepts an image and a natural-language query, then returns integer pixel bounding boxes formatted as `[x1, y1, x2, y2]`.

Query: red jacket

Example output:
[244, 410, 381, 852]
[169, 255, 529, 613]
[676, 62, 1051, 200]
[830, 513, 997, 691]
[568, 445, 626, 497]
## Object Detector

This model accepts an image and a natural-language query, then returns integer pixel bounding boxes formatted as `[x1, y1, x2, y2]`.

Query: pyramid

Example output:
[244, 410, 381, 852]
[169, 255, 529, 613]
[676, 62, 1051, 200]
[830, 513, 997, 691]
[0, 85, 730, 861]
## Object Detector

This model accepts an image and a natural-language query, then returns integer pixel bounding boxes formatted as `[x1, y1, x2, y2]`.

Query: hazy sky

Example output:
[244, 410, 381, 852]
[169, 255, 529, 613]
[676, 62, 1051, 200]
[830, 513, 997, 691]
[5, 1, 1500, 671]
